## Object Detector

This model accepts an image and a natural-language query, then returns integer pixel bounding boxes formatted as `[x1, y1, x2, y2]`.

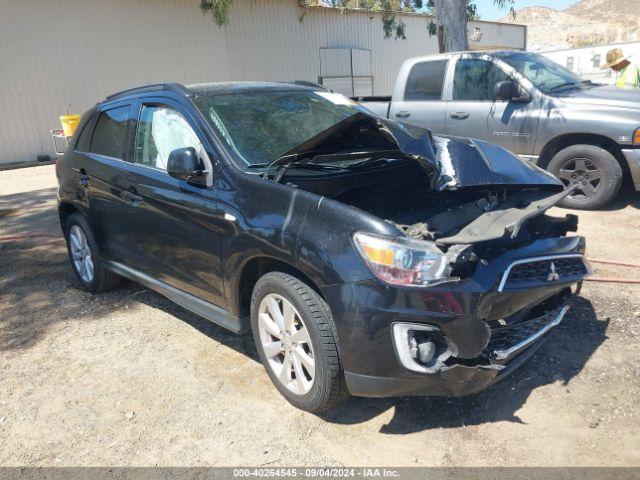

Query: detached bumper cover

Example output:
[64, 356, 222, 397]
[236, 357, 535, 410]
[622, 148, 640, 190]
[345, 303, 571, 398]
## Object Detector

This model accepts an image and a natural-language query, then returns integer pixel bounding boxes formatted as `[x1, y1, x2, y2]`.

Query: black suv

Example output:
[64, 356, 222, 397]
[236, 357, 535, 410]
[57, 82, 590, 412]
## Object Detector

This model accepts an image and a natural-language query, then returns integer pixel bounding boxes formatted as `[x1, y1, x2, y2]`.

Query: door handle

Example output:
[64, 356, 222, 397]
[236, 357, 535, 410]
[395, 111, 411, 118]
[450, 112, 470, 120]
[122, 190, 143, 207]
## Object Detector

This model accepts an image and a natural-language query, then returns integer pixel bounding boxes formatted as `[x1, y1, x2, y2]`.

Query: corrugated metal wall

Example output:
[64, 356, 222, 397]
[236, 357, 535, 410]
[0, 0, 525, 166]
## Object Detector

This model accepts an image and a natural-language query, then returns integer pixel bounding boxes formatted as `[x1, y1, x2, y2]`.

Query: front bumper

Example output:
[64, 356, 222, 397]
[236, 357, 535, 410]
[321, 236, 587, 398]
[622, 148, 640, 190]
[343, 303, 571, 397]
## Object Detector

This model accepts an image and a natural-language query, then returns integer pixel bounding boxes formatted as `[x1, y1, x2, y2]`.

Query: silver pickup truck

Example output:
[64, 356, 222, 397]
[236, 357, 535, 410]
[357, 50, 640, 209]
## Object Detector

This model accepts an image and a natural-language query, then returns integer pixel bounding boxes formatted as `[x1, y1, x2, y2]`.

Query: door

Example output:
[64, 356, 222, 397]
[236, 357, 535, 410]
[445, 56, 540, 156]
[78, 103, 135, 261]
[121, 100, 225, 307]
[388, 59, 448, 133]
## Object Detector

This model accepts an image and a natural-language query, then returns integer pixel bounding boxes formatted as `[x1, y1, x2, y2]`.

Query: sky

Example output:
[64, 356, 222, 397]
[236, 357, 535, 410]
[476, 0, 578, 20]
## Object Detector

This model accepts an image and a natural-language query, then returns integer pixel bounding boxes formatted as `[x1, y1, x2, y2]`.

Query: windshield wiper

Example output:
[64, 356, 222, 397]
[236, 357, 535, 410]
[273, 162, 348, 183]
[345, 157, 399, 170]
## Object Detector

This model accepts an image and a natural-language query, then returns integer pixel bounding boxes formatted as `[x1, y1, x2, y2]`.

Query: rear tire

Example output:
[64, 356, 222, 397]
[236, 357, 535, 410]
[547, 144, 622, 210]
[64, 213, 121, 293]
[250, 272, 348, 413]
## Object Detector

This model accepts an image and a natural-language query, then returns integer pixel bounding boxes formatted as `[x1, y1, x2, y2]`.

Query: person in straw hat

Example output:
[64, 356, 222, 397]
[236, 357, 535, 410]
[602, 48, 640, 88]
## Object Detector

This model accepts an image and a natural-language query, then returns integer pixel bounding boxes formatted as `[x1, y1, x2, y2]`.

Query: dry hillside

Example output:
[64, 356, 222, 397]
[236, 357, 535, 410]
[501, 0, 640, 51]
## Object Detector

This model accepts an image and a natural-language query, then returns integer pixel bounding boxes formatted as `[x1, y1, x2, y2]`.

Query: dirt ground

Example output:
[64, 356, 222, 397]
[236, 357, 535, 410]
[1, 164, 639, 466]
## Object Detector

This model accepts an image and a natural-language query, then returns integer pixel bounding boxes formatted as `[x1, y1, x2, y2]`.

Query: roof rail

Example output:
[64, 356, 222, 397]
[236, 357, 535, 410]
[105, 82, 191, 101]
[281, 80, 329, 91]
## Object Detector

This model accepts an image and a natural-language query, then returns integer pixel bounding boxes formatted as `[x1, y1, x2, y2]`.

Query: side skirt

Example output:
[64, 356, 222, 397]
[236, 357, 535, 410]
[104, 261, 250, 334]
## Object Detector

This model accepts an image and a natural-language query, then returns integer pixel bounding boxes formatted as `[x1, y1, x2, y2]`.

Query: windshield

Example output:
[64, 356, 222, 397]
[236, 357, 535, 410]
[493, 51, 585, 93]
[191, 89, 364, 167]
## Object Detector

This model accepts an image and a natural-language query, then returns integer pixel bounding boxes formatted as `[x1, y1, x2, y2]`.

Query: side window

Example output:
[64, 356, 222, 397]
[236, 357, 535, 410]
[134, 105, 201, 171]
[75, 115, 95, 152]
[89, 106, 130, 158]
[453, 59, 511, 101]
[404, 60, 448, 101]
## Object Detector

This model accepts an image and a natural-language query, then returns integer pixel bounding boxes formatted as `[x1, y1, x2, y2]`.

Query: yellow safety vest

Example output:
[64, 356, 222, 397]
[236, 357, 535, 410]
[616, 64, 640, 88]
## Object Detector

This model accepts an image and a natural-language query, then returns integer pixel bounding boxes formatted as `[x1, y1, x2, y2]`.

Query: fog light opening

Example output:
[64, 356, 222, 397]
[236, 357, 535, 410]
[392, 323, 453, 374]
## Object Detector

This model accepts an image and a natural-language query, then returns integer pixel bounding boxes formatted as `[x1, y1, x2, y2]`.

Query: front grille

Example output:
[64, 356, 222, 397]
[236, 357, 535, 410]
[486, 310, 557, 353]
[500, 256, 588, 291]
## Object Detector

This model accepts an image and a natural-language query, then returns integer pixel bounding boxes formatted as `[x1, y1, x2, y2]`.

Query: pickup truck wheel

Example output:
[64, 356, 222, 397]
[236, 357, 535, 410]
[64, 213, 121, 293]
[548, 144, 622, 210]
[250, 272, 348, 413]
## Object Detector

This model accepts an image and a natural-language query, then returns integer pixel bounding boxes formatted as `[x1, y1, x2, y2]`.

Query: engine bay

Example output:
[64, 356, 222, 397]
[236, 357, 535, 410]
[289, 159, 578, 251]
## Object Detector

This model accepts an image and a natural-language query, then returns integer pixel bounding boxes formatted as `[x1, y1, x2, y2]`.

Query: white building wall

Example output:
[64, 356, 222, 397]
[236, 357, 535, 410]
[0, 0, 526, 166]
[542, 41, 640, 85]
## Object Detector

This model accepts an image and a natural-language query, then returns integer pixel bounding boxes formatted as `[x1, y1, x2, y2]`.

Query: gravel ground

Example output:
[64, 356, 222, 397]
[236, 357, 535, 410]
[1, 165, 639, 466]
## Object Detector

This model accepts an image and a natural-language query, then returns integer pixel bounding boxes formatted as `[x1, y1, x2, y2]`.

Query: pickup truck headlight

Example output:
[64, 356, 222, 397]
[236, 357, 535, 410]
[354, 232, 457, 287]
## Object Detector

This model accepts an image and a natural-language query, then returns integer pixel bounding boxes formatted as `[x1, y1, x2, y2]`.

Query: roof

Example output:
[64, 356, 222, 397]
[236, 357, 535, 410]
[187, 81, 320, 96]
[102, 81, 322, 104]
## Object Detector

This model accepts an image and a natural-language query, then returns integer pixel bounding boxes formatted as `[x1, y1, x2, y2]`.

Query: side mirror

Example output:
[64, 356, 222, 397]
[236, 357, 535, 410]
[167, 147, 205, 184]
[494, 80, 519, 101]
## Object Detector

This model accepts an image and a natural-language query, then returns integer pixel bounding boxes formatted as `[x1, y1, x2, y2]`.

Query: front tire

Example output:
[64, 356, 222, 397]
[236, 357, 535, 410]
[64, 213, 121, 293]
[547, 144, 622, 210]
[250, 272, 348, 413]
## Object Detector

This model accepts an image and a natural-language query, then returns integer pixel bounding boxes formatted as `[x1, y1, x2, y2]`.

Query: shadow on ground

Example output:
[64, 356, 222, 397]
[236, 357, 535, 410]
[0, 187, 59, 236]
[600, 182, 640, 211]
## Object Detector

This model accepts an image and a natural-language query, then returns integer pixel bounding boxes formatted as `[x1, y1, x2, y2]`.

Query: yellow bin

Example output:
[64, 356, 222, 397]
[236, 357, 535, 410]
[60, 114, 81, 137]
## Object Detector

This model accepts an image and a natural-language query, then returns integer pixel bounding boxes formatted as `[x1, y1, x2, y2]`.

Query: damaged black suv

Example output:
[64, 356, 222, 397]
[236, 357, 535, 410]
[57, 82, 590, 412]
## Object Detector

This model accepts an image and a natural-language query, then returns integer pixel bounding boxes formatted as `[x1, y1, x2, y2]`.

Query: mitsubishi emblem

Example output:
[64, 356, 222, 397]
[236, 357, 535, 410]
[547, 261, 560, 282]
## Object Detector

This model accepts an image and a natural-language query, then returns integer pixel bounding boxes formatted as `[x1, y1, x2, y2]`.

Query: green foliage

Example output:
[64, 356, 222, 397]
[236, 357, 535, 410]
[200, 0, 233, 26]
[466, 3, 479, 20]
[493, 0, 516, 19]
[199, 0, 515, 40]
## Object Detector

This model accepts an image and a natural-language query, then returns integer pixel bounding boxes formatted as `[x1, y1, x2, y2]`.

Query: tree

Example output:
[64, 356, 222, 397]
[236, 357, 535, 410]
[199, 0, 515, 53]
[433, 0, 468, 52]
[429, 0, 515, 52]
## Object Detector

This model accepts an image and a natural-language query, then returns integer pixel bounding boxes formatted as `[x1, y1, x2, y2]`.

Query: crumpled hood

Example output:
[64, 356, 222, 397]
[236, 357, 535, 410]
[279, 112, 563, 192]
[431, 135, 562, 191]
[556, 85, 640, 110]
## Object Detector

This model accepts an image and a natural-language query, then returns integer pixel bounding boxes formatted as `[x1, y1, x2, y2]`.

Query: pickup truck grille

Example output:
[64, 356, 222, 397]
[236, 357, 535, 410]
[499, 255, 588, 291]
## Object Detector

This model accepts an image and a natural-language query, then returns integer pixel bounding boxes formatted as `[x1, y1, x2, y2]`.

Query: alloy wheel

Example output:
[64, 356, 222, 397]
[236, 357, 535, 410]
[257, 293, 315, 395]
[69, 225, 94, 283]
[555, 157, 602, 201]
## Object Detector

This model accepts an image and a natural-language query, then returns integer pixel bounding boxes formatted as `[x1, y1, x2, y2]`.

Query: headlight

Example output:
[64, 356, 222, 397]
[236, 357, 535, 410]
[353, 232, 457, 287]
[634, 128, 640, 145]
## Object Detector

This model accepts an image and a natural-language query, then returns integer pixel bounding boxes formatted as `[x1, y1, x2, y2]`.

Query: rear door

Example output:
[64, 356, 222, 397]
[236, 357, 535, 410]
[388, 59, 449, 133]
[119, 98, 225, 307]
[445, 55, 539, 156]
[79, 102, 135, 261]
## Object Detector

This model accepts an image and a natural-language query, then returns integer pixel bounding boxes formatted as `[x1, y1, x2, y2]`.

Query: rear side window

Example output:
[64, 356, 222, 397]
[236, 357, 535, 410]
[453, 59, 510, 101]
[89, 106, 130, 158]
[75, 116, 94, 152]
[404, 60, 448, 101]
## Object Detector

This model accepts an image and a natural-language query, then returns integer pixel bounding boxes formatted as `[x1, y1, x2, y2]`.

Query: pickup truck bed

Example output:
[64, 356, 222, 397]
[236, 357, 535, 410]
[352, 95, 391, 118]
